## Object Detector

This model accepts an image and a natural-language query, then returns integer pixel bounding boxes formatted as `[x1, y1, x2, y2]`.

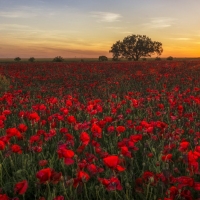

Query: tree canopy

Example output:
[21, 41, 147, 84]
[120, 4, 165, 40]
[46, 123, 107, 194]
[14, 57, 21, 62]
[53, 56, 64, 62]
[99, 56, 108, 61]
[109, 35, 163, 61]
[29, 57, 35, 62]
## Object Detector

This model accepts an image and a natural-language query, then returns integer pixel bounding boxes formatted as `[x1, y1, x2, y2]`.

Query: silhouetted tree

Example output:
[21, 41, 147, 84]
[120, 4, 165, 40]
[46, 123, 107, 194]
[155, 57, 161, 61]
[166, 56, 173, 60]
[109, 41, 122, 61]
[99, 56, 108, 61]
[29, 57, 35, 62]
[14, 57, 21, 62]
[110, 35, 163, 61]
[53, 56, 64, 62]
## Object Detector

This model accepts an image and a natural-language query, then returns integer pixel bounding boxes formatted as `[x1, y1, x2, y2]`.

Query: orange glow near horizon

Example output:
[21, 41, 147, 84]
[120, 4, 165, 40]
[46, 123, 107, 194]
[0, 1, 200, 58]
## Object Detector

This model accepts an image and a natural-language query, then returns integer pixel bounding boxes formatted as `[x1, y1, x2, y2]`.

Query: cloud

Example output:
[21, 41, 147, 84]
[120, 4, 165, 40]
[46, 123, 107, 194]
[0, 24, 31, 30]
[0, 6, 55, 18]
[143, 17, 176, 29]
[91, 12, 122, 22]
[0, 10, 37, 18]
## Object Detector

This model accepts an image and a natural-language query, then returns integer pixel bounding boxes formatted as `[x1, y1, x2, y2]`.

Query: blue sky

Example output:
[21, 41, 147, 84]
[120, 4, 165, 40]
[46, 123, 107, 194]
[0, 0, 200, 58]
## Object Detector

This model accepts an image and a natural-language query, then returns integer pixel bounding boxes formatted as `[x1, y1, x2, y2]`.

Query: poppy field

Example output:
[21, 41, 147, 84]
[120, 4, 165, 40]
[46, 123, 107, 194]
[1, 60, 200, 200]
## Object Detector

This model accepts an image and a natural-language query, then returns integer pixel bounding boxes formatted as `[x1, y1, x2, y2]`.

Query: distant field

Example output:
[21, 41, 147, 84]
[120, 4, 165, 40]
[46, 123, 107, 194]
[0, 57, 200, 63]
[0, 58, 100, 63]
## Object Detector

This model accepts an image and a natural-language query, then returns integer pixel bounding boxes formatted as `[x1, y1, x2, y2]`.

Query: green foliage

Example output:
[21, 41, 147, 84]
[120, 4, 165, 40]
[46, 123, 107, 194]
[53, 56, 64, 62]
[99, 56, 108, 61]
[14, 57, 21, 62]
[0, 74, 10, 93]
[166, 56, 173, 60]
[110, 41, 121, 61]
[28, 57, 35, 62]
[110, 35, 163, 61]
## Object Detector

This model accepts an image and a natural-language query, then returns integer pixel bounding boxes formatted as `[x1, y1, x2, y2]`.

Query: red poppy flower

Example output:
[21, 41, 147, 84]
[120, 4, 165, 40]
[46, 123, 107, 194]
[174, 176, 194, 189]
[130, 134, 143, 142]
[104, 116, 113, 123]
[98, 177, 123, 191]
[53, 196, 64, 200]
[116, 126, 125, 133]
[57, 147, 74, 165]
[103, 155, 125, 172]
[77, 171, 90, 181]
[60, 127, 68, 134]
[66, 100, 72, 107]
[32, 146, 42, 153]
[2, 110, 11, 115]
[67, 115, 76, 124]
[0, 194, 10, 200]
[107, 126, 115, 133]
[120, 146, 132, 158]
[91, 123, 102, 138]
[179, 141, 190, 152]
[166, 186, 178, 199]
[188, 150, 199, 167]
[161, 154, 172, 162]
[131, 99, 138, 107]
[39, 104, 47, 111]
[87, 164, 104, 175]
[195, 146, 200, 153]
[60, 108, 69, 115]
[116, 126, 125, 136]
[73, 170, 90, 188]
[14, 180, 28, 195]
[29, 112, 40, 122]
[142, 171, 154, 181]
[11, 144, 22, 154]
[39, 160, 48, 167]
[194, 182, 200, 191]
[18, 123, 28, 133]
[80, 132, 90, 145]
[38, 197, 46, 200]
[36, 168, 52, 184]
[29, 135, 40, 144]
[147, 152, 154, 158]
[50, 170, 62, 184]
[188, 160, 199, 175]
[0, 120, 4, 128]
[6, 128, 22, 139]
[58, 148, 74, 158]
[0, 140, 5, 150]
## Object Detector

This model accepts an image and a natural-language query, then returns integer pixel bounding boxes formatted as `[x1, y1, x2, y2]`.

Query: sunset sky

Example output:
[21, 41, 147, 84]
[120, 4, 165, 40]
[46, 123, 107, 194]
[0, 0, 200, 58]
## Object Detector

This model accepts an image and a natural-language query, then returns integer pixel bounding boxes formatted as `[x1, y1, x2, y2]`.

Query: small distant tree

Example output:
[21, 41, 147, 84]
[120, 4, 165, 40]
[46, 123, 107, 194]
[29, 57, 35, 62]
[109, 35, 163, 61]
[155, 57, 161, 61]
[14, 57, 21, 62]
[99, 56, 108, 61]
[53, 56, 64, 62]
[142, 58, 147, 61]
[166, 56, 173, 60]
